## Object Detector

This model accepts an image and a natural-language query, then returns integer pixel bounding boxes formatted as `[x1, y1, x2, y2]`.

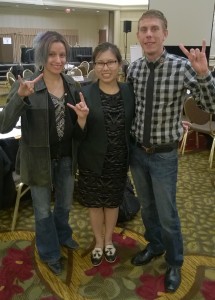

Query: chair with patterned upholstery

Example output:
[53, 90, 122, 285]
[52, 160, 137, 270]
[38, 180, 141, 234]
[181, 96, 215, 168]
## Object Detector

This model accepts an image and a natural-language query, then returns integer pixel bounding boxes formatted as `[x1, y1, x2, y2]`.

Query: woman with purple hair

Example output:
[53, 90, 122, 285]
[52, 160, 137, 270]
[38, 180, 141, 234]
[0, 31, 89, 275]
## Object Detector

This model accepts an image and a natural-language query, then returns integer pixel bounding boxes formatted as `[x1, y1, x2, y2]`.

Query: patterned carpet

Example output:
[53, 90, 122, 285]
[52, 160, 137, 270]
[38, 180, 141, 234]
[0, 149, 215, 300]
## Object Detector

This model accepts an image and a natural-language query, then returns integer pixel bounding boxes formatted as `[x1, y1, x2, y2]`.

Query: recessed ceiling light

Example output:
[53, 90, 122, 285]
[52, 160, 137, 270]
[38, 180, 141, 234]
[65, 8, 71, 13]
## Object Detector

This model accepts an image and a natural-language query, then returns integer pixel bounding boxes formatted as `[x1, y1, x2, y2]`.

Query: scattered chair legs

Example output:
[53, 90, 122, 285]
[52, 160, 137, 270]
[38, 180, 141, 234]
[11, 181, 30, 231]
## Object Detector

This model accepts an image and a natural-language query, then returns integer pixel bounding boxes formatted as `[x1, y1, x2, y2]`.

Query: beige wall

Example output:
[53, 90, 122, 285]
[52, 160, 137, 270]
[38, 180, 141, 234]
[119, 10, 145, 60]
[0, 6, 146, 62]
[0, 7, 109, 48]
[1, 6, 214, 64]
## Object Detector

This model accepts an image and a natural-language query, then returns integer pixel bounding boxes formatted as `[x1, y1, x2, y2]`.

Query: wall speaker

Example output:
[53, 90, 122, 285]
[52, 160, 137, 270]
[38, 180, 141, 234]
[123, 20, 132, 33]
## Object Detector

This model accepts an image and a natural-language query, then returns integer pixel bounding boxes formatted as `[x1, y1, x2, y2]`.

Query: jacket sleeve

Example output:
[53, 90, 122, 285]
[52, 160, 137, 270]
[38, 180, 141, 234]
[65, 77, 88, 142]
[72, 121, 87, 141]
[0, 81, 29, 133]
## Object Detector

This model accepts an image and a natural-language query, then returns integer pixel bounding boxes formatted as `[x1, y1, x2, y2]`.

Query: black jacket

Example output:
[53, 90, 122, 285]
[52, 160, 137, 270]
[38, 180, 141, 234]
[79, 81, 135, 175]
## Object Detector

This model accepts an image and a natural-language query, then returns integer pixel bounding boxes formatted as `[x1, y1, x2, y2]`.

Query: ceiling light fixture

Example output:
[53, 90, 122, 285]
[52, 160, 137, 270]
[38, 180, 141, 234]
[65, 8, 71, 13]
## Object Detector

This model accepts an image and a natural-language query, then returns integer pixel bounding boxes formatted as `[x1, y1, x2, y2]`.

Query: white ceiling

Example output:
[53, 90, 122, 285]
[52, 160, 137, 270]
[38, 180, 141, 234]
[58, 0, 148, 5]
[0, 0, 148, 14]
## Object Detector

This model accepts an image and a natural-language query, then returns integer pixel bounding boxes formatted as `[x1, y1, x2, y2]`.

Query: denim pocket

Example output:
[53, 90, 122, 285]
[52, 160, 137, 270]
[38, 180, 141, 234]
[156, 148, 178, 160]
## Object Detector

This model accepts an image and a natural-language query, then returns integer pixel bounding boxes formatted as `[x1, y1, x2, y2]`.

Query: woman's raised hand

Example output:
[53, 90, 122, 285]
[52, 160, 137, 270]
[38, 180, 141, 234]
[17, 73, 43, 97]
[67, 92, 89, 129]
[67, 92, 89, 119]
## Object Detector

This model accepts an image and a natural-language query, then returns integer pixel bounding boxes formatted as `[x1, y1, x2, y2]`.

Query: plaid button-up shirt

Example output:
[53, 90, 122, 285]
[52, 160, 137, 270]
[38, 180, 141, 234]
[127, 49, 215, 145]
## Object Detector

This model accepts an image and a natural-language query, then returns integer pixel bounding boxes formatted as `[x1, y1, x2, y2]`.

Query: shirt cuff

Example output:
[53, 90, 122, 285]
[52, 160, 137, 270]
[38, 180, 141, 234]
[196, 71, 212, 82]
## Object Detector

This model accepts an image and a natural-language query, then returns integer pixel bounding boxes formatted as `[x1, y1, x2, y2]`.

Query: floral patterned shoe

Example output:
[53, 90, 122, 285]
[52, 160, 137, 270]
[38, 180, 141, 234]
[104, 244, 117, 263]
[91, 248, 103, 266]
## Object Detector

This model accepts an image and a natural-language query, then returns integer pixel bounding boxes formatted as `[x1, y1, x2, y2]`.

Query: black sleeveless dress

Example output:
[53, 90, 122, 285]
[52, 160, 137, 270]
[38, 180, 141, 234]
[78, 89, 128, 208]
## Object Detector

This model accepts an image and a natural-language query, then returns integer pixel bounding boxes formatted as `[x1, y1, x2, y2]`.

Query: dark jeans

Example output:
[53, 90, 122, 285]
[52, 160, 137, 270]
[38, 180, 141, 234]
[130, 142, 183, 267]
[30, 156, 75, 263]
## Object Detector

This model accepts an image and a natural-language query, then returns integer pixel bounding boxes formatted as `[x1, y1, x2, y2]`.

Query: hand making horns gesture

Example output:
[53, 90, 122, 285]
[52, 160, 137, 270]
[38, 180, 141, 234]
[17, 73, 43, 98]
[67, 92, 89, 120]
[179, 40, 208, 76]
[179, 40, 209, 77]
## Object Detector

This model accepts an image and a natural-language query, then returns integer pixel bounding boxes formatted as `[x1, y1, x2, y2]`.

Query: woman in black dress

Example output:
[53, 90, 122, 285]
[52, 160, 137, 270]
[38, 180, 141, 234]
[77, 42, 135, 266]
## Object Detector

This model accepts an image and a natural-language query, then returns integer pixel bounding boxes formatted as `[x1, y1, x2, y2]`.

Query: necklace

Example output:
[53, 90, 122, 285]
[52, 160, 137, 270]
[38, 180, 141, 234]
[45, 76, 64, 99]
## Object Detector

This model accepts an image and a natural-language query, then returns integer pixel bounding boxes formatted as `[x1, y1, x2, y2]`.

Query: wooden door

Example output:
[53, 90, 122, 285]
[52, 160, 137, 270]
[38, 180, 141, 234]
[99, 30, 107, 44]
[0, 37, 13, 63]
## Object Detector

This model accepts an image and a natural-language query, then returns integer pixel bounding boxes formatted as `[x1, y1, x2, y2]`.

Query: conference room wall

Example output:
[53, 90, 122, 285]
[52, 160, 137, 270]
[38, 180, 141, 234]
[0, 7, 145, 62]
[1, 6, 215, 64]
[0, 7, 109, 49]
[119, 10, 146, 60]
[120, 9, 215, 65]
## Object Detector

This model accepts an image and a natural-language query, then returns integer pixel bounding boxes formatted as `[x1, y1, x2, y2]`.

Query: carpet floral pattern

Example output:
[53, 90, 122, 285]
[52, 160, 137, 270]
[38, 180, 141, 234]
[0, 150, 214, 300]
[0, 229, 215, 300]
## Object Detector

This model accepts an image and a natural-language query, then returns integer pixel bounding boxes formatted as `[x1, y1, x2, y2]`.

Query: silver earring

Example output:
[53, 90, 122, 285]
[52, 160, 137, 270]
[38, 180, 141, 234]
[39, 65, 44, 71]
[64, 62, 68, 72]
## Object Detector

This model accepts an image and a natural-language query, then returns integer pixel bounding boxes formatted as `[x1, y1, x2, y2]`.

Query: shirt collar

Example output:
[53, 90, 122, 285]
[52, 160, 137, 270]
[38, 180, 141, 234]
[145, 49, 167, 68]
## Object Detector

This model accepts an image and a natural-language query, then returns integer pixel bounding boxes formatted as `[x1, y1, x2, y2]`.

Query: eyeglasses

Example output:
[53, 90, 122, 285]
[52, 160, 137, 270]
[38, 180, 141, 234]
[94, 60, 118, 69]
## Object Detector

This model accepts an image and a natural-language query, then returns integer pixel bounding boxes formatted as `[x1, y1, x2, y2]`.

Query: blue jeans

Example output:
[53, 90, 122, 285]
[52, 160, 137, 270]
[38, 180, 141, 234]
[130, 143, 183, 267]
[30, 156, 75, 263]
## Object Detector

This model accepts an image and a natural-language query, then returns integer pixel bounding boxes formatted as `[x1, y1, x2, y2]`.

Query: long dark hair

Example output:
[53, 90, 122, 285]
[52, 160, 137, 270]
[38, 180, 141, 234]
[92, 42, 122, 64]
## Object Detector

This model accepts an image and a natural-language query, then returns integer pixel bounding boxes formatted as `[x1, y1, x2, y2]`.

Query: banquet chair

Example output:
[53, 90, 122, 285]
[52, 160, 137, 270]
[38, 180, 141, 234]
[180, 119, 192, 155]
[23, 69, 33, 79]
[78, 65, 88, 77]
[181, 96, 215, 168]
[68, 67, 83, 76]
[6, 71, 16, 87]
[11, 172, 30, 231]
[79, 61, 90, 74]
[87, 69, 97, 82]
[80, 60, 90, 70]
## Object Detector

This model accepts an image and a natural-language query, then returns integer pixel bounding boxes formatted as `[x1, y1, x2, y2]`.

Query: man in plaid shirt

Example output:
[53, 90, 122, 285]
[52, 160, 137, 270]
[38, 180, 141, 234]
[127, 9, 215, 293]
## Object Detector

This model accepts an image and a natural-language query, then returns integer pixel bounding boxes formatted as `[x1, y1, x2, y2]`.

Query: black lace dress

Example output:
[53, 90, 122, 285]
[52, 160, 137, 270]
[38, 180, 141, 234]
[78, 89, 128, 208]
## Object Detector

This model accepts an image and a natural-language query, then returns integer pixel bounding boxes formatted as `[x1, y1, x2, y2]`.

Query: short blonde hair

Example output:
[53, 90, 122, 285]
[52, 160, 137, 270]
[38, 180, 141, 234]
[138, 9, 168, 31]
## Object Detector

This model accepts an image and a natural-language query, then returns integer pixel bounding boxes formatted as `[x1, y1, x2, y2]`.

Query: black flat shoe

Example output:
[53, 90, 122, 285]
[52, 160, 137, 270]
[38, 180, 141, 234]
[104, 244, 117, 263]
[164, 266, 181, 293]
[91, 248, 103, 266]
[47, 260, 62, 275]
[62, 239, 79, 250]
[131, 248, 164, 266]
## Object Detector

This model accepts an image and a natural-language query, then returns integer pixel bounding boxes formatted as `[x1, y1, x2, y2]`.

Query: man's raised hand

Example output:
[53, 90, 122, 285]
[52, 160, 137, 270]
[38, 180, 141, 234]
[179, 40, 209, 76]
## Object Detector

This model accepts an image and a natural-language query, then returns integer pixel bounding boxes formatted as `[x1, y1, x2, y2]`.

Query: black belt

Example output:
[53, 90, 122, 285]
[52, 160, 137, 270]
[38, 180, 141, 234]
[131, 136, 178, 154]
